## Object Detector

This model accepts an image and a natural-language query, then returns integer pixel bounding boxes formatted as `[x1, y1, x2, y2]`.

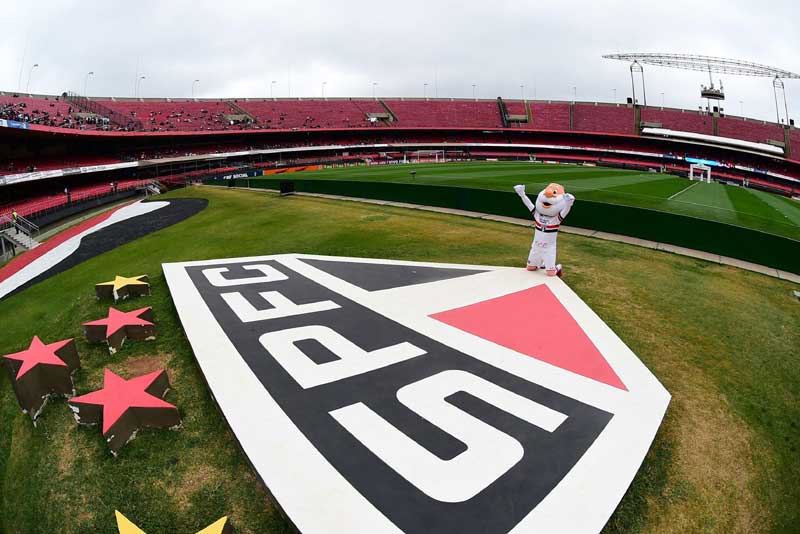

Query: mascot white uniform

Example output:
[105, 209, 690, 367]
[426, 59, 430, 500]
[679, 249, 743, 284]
[514, 183, 575, 276]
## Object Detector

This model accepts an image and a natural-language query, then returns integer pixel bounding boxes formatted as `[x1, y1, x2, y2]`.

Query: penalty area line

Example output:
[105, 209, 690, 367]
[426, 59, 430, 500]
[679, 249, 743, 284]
[668, 180, 702, 201]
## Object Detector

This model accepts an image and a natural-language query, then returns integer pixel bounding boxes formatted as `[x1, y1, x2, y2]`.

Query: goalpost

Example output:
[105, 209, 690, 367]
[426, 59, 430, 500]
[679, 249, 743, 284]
[689, 163, 712, 183]
[408, 150, 446, 163]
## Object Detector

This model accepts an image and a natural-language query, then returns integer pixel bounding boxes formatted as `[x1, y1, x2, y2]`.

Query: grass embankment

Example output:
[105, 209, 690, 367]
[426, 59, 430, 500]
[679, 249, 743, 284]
[0, 186, 797, 533]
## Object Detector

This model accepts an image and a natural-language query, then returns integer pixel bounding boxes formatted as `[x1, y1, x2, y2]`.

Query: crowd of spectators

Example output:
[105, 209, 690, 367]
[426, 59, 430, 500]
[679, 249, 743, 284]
[0, 95, 113, 130]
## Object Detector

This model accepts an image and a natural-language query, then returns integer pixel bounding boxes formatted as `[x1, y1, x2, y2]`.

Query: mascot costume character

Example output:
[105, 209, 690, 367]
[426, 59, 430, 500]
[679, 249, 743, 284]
[513, 183, 575, 276]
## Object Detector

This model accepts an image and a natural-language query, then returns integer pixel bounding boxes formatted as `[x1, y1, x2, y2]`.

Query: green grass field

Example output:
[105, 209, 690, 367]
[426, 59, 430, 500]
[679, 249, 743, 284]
[282, 162, 800, 240]
[0, 186, 798, 533]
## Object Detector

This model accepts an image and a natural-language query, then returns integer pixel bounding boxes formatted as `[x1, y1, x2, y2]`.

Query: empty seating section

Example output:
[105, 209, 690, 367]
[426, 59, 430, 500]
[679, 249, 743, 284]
[503, 100, 527, 116]
[0, 95, 76, 128]
[573, 104, 633, 134]
[529, 103, 570, 130]
[0, 179, 144, 219]
[717, 117, 784, 144]
[384, 100, 503, 128]
[98, 99, 238, 131]
[235, 99, 387, 129]
[640, 108, 713, 135]
[790, 129, 800, 160]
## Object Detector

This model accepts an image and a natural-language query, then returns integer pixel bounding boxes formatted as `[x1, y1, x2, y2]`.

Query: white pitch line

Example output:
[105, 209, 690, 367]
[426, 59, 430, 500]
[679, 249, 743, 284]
[667, 180, 702, 201]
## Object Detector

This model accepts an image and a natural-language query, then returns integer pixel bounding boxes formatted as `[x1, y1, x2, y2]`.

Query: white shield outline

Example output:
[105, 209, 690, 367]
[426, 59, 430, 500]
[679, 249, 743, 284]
[163, 254, 670, 533]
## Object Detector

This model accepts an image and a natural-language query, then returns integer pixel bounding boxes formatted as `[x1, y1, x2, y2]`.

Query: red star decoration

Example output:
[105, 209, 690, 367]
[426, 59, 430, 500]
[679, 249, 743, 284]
[3, 335, 73, 379]
[83, 307, 154, 338]
[71, 369, 177, 434]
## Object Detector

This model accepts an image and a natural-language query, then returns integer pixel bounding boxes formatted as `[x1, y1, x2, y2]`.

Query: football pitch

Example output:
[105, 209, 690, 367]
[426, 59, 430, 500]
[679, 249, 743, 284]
[295, 162, 800, 241]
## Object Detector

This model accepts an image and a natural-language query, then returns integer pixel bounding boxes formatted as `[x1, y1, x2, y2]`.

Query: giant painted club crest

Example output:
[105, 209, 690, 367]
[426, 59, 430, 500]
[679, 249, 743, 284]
[163, 254, 670, 533]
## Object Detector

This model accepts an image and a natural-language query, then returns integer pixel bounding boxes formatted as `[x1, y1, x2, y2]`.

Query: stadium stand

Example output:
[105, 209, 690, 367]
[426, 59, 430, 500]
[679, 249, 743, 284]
[717, 116, 785, 144]
[97, 99, 242, 131]
[2, 92, 800, 207]
[639, 107, 713, 135]
[503, 100, 528, 116]
[235, 99, 388, 129]
[1, 156, 121, 177]
[529, 102, 571, 130]
[384, 99, 503, 128]
[573, 104, 634, 134]
[0, 179, 145, 220]
[0, 94, 78, 128]
[790, 128, 800, 157]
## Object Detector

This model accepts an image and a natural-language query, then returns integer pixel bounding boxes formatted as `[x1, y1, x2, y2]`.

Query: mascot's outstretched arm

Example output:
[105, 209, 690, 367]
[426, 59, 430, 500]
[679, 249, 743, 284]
[514, 184, 535, 214]
[559, 193, 575, 221]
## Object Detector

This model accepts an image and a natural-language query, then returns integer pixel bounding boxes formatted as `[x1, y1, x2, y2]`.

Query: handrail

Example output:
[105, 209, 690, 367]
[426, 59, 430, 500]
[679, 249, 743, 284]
[64, 91, 143, 131]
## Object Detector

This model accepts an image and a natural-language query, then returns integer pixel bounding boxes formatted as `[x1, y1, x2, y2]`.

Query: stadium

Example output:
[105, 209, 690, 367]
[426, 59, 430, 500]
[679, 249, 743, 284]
[0, 3, 798, 534]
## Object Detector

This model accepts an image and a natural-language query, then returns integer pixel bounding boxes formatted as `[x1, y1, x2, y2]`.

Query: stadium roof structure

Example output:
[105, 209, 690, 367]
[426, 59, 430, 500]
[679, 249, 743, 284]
[602, 53, 800, 79]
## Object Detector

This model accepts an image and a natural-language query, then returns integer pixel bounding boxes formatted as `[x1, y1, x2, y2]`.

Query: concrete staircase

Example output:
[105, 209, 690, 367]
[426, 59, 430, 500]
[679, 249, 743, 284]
[0, 214, 41, 253]
[1, 228, 39, 251]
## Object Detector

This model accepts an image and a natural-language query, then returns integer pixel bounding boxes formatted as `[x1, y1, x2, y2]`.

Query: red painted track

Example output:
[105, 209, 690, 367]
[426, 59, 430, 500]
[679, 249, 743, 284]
[431, 285, 627, 390]
[0, 203, 130, 285]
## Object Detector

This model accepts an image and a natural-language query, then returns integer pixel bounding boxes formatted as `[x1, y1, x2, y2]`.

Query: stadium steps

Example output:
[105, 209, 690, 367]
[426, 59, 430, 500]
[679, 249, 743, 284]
[377, 100, 398, 124]
[1, 228, 39, 251]
[225, 100, 257, 123]
[64, 92, 143, 130]
[497, 97, 509, 127]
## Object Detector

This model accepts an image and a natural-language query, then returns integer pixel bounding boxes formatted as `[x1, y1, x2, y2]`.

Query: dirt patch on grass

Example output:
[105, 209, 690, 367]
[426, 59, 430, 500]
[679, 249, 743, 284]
[57, 426, 77, 476]
[568, 247, 769, 533]
[171, 461, 225, 509]
[116, 353, 173, 377]
[643, 356, 766, 533]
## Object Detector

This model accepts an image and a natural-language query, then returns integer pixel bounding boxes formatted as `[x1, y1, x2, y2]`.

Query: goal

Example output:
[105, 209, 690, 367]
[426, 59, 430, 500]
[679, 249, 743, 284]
[407, 150, 446, 163]
[689, 163, 711, 183]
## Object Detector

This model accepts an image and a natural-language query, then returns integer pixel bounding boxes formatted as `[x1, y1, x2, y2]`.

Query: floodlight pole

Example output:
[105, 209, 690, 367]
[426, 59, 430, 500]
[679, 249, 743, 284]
[270, 80, 277, 99]
[84, 71, 94, 96]
[629, 61, 646, 106]
[521, 84, 525, 100]
[772, 77, 790, 126]
[322, 81, 327, 98]
[26, 63, 38, 93]
[773, 77, 783, 123]
[192, 79, 200, 99]
[424, 82, 428, 99]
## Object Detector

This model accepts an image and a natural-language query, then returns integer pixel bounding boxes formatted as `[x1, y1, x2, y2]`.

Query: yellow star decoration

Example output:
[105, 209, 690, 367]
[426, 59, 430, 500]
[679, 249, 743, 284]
[96, 275, 151, 302]
[196, 516, 232, 534]
[115, 511, 145, 534]
[98, 275, 150, 292]
[115, 511, 232, 534]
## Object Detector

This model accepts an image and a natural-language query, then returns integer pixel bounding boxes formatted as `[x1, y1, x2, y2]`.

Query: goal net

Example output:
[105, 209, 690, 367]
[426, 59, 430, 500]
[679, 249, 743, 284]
[408, 150, 446, 163]
[689, 163, 711, 183]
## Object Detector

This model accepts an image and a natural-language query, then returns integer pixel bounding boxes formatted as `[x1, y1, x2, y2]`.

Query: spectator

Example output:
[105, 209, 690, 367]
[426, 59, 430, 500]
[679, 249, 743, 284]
[11, 208, 19, 234]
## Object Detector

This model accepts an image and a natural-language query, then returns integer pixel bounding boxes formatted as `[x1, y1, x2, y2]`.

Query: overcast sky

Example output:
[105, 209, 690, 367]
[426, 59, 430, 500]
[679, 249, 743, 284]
[1, 0, 798, 123]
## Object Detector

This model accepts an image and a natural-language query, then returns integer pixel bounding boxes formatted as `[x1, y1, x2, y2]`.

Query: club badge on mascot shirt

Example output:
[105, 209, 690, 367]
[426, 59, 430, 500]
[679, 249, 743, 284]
[513, 183, 575, 277]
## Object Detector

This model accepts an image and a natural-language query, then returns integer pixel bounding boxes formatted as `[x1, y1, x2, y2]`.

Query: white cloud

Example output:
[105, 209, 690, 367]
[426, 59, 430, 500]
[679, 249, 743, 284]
[1, 0, 797, 122]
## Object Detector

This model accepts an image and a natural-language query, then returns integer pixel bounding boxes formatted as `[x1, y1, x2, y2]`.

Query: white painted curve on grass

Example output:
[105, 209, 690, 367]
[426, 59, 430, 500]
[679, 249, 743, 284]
[0, 200, 169, 300]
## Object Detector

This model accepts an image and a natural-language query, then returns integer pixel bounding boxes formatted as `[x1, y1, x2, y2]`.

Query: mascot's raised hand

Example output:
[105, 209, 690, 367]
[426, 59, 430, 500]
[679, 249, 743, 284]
[514, 183, 575, 277]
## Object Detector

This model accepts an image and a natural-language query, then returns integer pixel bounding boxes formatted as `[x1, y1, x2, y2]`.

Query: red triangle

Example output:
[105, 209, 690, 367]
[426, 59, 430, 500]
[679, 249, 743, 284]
[430, 285, 627, 390]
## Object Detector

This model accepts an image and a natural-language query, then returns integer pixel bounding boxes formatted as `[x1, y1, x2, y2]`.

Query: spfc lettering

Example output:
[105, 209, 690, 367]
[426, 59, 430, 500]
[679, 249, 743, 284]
[164, 254, 670, 533]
